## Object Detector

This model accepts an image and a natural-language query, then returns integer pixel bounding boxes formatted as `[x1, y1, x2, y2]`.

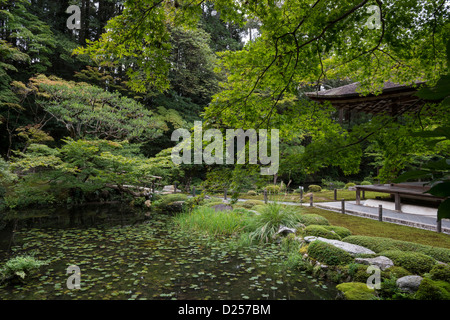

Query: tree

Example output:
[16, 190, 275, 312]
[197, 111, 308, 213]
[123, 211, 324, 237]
[25, 74, 184, 142]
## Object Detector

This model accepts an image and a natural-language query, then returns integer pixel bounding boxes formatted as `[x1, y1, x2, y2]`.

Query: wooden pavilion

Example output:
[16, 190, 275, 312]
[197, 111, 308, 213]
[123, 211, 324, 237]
[305, 81, 426, 123]
[305, 81, 446, 220]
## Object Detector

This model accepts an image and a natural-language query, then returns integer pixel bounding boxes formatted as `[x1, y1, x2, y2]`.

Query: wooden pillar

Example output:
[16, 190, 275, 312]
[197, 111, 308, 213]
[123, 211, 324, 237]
[224, 188, 227, 200]
[356, 189, 361, 205]
[362, 190, 365, 200]
[394, 193, 401, 211]
[174, 183, 177, 194]
[334, 189, 337, 201]
[437, 219, 442, 233]
[264, 189, 268, 204]
[378, 205, 383, 222]
[341, 199, 345, 214]
[310, 195, 313, 207]
[339, 108, 344, 125]
[192, 186, 196, 197]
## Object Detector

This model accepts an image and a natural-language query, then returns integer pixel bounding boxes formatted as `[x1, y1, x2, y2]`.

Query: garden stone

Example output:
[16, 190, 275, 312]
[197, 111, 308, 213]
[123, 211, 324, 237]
[355, 256, 394, 271]
[303, 236, 375, 256]
[276, 225, 296, 236]
[396, 275, 423, 293]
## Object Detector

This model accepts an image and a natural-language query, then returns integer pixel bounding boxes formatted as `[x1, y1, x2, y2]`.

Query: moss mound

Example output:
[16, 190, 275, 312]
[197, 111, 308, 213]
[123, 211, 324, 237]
[429, 264, 450, 282]
[343, 235, 450, 263]
[336, 282, 376, 300]
[414, 278, 450, 300]
[298, 214, 330, 226]
[242, 200, 265, 209]
[303, 225, 342, 240]
[380, 250, 436, 274]
[307, 240, 354, 266]
[382, 266, 411, 279]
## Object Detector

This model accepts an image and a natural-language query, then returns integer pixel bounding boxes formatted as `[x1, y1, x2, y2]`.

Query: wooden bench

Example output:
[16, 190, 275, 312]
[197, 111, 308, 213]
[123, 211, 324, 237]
[354, 182, 444, 212]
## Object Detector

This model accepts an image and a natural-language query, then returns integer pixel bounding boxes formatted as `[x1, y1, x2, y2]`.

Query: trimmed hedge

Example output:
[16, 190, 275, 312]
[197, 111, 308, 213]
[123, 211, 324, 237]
[345, 182, 356, 189]
[380, 250, 436, 274]
[304, 225, 341, 240]
[298, 214, 330, 226]
[307, 240, 354, 266]
[342, 235, 450, 263]
[308, 185, 322, 192]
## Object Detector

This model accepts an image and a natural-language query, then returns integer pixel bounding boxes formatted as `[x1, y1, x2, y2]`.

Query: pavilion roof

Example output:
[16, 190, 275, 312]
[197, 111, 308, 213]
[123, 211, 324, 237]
[305, 81, 428, 115]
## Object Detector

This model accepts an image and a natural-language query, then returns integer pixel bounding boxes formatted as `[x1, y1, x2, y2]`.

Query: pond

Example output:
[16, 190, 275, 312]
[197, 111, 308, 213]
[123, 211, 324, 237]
[0, 204, 338, 300]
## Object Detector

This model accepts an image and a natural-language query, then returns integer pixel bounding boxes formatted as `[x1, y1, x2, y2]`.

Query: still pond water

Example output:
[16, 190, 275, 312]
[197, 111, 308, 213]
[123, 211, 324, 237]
[0, 204, 337, 300]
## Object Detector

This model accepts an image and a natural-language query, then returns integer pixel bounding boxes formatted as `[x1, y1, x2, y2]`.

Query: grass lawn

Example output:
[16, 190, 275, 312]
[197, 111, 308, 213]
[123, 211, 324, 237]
[297, 206, 450, 250]
[238, 189, 390, 203]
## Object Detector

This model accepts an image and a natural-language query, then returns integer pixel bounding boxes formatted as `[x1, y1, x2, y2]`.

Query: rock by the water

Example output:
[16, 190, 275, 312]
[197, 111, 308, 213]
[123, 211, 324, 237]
[355, 256, 394, 271]
[144, 200, 152, 208]
[303, 236, 375, 256]
[276, 225, 296, 236]
[396, 275, 423, 293]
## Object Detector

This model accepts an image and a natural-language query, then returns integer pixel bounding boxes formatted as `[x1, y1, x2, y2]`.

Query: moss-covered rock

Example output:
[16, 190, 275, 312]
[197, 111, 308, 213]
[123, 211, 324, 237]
[307, 240, 354, 266]
[336, 282, 377, 300]
[297, 214, 330, 226]
[429, 264, 450, 282]
[414, 278, 450, 300]
[342, 235, 450, 263]
[303, 225, 342, 240]
[380, 250, 436, 275]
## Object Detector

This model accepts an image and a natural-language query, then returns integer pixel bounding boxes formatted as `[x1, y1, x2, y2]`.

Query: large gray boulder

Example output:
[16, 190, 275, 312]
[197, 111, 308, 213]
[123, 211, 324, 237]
[304, 236, 375, 256]
[396, 275, 423, 293]
[355, 256, 394, 271]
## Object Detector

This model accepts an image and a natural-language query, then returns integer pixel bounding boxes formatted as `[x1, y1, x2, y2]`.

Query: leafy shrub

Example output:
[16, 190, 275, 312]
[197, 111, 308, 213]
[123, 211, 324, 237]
[246, 190, 257, 196]
[321, 179, 345, 190]
[360, 181, 372, 185]
[303, 225, 341, 240]
[342, 235, 450, 263]
[343, 263, 373, 282]
[414, 278, 450, 300]
[345, 182, 356, 189]
[429, 264, 450, 282]
[0, 255, 47, 283]
[242, 200, 265, 209]
[380, 250, 436, 274]
[382, 266, 411, 279]
[152, 194, 188, 213]
[246, 203, 303, 243]
[297, 214, 330, 226]
[307, 240, 354, 266]
[308, 185, 322, 192]
[265, 185, 280, 194]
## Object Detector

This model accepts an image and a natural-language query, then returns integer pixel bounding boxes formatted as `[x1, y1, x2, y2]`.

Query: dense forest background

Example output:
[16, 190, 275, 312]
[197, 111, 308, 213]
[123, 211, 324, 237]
[0, 0, 448, 211]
